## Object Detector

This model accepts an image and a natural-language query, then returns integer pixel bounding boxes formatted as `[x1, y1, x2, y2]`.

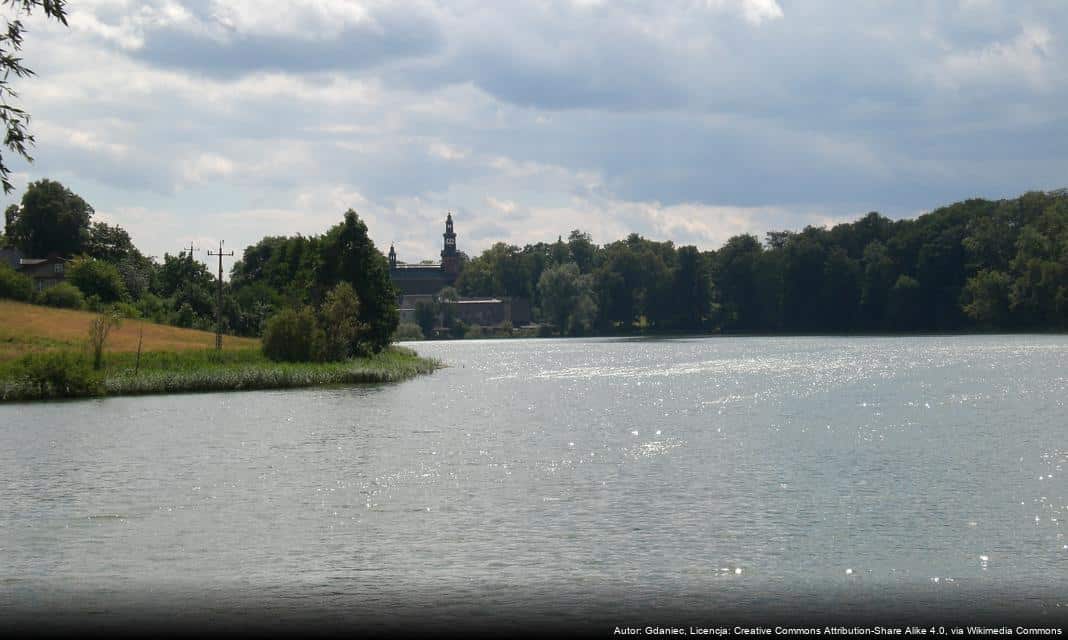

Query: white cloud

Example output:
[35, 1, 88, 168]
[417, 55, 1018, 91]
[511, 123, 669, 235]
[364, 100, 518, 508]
[938, 24, 1053, 90]
[210, 0, 373, 40]
[428, 142, 469, 161]
[702, 0, 783, 25]
[33, 121, 129, 158]
[180, 153, 235, 185]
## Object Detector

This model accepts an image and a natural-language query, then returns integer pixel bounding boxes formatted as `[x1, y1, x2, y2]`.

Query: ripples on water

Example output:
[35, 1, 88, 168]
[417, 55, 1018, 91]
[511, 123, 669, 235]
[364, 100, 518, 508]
[1, 335, 1066, 629]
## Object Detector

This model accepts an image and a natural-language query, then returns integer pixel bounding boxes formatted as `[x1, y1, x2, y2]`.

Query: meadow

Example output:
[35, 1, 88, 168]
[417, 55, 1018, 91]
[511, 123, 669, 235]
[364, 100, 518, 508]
[0, 299, 260, 361]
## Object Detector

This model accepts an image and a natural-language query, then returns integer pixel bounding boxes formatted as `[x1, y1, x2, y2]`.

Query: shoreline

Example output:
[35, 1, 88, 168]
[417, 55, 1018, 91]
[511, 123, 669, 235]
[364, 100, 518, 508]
[0, 346, 442, 403]
[407, 328, 1068, 342]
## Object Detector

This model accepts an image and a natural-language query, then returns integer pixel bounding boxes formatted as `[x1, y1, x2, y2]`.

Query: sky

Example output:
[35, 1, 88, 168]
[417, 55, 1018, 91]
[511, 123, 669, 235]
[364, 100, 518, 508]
[4, 0, 1067, 267]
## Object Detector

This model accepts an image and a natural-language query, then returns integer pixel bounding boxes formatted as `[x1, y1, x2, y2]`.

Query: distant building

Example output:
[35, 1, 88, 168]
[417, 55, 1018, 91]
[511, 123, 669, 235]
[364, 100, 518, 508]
[387, 213, 459, 297]
[2, 248, 68, 292]
[18, 254, 68, 292]
[388, 213, 531, 328]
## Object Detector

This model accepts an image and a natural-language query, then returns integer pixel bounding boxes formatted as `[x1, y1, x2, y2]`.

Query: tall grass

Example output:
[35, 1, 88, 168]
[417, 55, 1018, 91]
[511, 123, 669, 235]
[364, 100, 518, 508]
[0, 346, 441, 402]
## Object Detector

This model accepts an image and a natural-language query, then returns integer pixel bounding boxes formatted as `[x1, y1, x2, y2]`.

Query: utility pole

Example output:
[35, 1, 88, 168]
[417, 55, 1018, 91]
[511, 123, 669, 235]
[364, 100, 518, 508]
[134, 255, 157, 376]
[207, 241, 234, 351]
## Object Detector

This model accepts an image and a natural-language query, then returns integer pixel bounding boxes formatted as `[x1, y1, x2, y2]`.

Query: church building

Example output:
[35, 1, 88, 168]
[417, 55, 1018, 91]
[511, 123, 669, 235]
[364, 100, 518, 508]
[388, 213, 531, 330]
[388, 212, 460, 296]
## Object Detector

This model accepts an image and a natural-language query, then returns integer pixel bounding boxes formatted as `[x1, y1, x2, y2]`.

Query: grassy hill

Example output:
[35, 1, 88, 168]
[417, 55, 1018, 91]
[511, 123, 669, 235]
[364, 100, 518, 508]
[0, 299, 259, 362]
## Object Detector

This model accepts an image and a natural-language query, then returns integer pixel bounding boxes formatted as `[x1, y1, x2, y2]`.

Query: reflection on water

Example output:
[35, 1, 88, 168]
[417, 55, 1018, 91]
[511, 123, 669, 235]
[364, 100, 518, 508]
[1, 335, 1066, 628]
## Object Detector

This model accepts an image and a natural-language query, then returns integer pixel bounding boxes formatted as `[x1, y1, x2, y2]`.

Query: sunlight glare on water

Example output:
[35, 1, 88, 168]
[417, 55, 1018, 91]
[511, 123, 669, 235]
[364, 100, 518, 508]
[0, 334, 1066, 624]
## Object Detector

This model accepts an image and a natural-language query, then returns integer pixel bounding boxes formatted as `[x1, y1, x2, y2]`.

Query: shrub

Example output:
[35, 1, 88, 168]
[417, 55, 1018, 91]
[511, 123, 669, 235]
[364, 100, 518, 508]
[414, 301, 437, 337]
[16, 351, 103, 397]
[135, 293, 168, 323]
[88, 309, 122, 370]
[172, 302, 195, 328]
[465, 325, 483, 339]
[38, 282, 85, 309]
[393, 322, 424, 341]
[67, 255, 128, 303]
[262, 307, 322, 362]
[0, 263, 33, 300]
[113, 302, 141, 319]
[319, 282, 363, 361]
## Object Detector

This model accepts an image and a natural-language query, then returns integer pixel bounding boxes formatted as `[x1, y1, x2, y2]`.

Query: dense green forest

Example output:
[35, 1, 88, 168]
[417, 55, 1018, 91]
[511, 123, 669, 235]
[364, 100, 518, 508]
[2, 180, 1066, 340]
[454, 190, 1068, 334]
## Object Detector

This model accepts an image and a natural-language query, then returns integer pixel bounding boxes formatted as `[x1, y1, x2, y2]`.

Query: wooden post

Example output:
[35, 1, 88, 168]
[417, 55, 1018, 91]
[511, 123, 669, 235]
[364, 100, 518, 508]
[207, 241, 234, 351]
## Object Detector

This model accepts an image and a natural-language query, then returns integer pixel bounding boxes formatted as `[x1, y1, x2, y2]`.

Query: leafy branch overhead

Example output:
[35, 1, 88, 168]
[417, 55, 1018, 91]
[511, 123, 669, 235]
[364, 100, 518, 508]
[0, 0, 68, 193]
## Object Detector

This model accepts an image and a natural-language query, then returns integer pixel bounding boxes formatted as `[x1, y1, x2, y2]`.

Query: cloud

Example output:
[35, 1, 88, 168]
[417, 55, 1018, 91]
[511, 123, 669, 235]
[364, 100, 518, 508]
[180, 153, 235, 185]
[81, 0, 445, 76]
[703, 0, 784, 25]
[3, 0, 1068, 268]
[938, 24, 1053, 90]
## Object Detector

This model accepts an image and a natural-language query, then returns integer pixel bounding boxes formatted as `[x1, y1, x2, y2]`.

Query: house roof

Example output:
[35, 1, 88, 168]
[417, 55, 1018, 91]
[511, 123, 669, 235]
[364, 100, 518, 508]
[18, 255, 66, 266]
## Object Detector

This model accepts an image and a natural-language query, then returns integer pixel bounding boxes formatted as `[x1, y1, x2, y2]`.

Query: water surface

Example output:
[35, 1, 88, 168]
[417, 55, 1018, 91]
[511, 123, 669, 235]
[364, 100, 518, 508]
[2, 336, 1066, 630]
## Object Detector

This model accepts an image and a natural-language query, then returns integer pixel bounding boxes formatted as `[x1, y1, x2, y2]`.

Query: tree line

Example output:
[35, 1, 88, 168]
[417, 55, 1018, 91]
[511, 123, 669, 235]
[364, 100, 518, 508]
[456, 190, 1068, 334]
[1, 179, 398, 356]
[3, 179, 1066, 343]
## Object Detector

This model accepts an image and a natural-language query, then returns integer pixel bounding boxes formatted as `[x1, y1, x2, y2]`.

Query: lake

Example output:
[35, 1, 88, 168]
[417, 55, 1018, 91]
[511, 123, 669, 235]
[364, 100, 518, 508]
[2, 335, 1066, 633]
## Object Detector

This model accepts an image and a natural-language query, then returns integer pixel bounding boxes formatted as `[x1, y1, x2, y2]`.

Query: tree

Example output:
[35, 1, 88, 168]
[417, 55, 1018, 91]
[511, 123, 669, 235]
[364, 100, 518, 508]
[962, 269, 1012, 328]
[1008, 204, 1068, 328]
[887, 275, 923, 330]
[436, 285, 459, 331]
[0, 1, 69, 193]
[5, 179, 93, 256]
[155, 251, 215, 323]
[820, 247, 861, 331]
[859, 241, 895, 330]
[85, 221, 137, 263]
[87, 307, 121, 370]
[67, 255, 128, 303]
[414, 300, 437, 337]
[711, 234, 763, 331]
[0, 261, 31, 299]
[537, 262, 597, 335]
[538, 263, 580, 332]
[668, 245, 712, 331]
[567, 229, 596, 273]
[319, 281, 363, 360]
[317, 210, 398, 352]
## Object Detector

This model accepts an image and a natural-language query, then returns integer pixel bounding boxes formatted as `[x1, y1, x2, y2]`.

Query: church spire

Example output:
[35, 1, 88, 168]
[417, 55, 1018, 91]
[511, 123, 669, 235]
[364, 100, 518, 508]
[441, 211, 459, 277]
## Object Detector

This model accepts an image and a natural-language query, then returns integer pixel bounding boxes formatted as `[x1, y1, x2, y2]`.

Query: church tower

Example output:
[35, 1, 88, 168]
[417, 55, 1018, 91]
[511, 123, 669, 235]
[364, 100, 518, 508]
[388, 243, 397, 270]
[441, 212, 459, 277]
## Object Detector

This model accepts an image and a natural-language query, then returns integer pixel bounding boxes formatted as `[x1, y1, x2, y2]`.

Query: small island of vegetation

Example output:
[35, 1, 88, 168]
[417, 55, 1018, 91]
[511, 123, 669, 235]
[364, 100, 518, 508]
[0, 180, 439, 401]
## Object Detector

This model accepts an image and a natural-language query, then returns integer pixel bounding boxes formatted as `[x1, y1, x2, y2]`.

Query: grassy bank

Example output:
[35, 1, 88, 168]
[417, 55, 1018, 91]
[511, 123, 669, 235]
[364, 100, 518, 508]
[0, 300, 440, 401]
[0, 346, 441, 402]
